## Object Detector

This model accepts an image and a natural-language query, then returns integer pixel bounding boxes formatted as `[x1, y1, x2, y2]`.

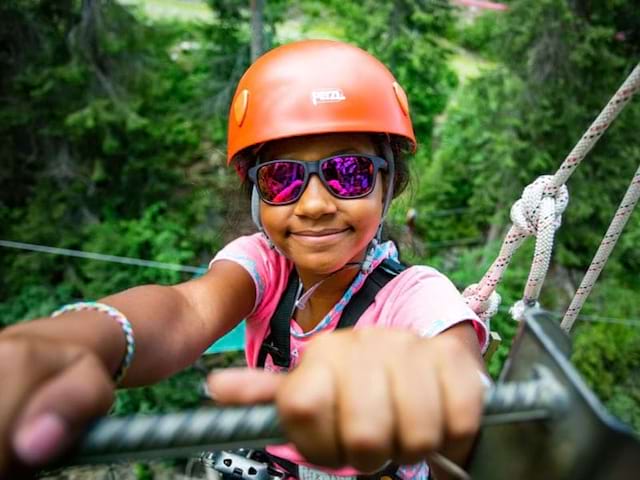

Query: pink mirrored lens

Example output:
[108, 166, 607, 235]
[321, 156, 374, 198]
[257, 162, 306, 203]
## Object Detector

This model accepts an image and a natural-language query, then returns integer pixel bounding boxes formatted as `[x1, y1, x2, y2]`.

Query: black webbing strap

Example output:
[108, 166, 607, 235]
[257, 258, 407, 369]
[336, 257, 406, 329]
[256, 267, 299, 369]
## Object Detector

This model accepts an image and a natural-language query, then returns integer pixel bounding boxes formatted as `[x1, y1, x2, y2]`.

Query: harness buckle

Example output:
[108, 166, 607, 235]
[202, 450, 274, 480]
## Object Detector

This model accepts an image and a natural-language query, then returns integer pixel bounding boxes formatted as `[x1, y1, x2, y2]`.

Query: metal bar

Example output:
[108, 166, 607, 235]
[59, 367, 568, 466]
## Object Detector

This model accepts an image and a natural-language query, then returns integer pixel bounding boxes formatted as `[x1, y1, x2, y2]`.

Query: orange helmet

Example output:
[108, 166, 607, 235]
[227, 39, 416, 169]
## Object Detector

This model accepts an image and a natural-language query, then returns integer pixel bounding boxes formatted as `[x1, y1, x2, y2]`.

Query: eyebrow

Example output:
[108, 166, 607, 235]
[269, 148, 363, 161]
[328, 148, 361, 156]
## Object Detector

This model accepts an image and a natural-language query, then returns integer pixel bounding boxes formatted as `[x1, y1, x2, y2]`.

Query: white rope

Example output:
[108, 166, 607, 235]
[560, 164, 640, 332]
[0, 240, 207, 274]
[548, 64, 640, 194]
[463, 62, 640, 325]
[508, 176, 569, 320]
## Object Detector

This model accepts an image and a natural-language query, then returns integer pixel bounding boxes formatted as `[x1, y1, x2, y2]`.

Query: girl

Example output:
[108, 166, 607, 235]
[0, 40, 488, 479]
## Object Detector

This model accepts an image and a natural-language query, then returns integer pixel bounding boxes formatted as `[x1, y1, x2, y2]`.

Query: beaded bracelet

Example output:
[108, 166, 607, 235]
[52, 301, 135, 386]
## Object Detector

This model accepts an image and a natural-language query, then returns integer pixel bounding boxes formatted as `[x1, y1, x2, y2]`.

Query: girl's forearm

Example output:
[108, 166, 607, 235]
[1, 284, 210, 387]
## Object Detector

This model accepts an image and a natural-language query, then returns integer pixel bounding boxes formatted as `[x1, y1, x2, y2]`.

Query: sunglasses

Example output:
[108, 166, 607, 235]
[248, 154, 388, 205]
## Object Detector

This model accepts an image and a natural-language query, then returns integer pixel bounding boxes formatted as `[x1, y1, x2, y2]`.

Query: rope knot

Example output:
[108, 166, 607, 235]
[509, 299, 540, 322]
[510, 175, 569, 236]
[463, 283, 501, 329]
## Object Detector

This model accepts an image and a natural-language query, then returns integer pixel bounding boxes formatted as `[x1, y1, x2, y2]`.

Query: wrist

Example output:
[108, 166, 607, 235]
[52, 302, 135, 386]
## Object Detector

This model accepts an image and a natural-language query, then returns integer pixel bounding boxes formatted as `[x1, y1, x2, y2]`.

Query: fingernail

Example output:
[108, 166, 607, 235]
[201, 380, 216, 400]
[14, 413, 68, 466]
[206, 368, 236, 397]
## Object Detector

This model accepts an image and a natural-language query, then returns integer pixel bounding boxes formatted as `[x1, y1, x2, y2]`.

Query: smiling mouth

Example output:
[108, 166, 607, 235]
[290, 227, 351, 237]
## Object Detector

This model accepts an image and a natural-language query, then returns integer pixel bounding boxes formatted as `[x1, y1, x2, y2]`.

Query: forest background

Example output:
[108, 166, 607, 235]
[1, 0, 639, 456]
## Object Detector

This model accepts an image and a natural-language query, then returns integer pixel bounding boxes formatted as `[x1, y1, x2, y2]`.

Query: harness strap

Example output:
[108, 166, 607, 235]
[257, 258, 407, 369]
[257, 267, 300, 369]
[337, 258, 406, 329]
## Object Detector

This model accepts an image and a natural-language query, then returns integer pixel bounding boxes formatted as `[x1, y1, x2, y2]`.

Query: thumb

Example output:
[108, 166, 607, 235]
[207, 368, 285, 405]
[12, 352, 114, 467]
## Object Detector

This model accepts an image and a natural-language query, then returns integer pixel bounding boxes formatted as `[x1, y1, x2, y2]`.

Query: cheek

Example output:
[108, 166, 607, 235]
[348, 187, 384, 232]
[259, 204, 290, 239]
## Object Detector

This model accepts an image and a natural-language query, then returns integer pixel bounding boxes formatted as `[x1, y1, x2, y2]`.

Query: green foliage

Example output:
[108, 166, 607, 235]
[432, 0, 640, 266]
[134, 462, 154, 480]
[112, 366, 205, 415]
[0, 0, 245, 415]
[572, 320, 640, 432]
[429, 0, 640, 431]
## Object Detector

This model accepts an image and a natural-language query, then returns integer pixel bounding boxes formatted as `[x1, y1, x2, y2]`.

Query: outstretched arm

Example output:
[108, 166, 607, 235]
[0, 259, 255, 472]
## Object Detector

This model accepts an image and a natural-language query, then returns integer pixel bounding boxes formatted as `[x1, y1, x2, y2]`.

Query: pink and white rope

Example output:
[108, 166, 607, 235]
[560, 165, 640, 333]
[463, 63, 640, 327]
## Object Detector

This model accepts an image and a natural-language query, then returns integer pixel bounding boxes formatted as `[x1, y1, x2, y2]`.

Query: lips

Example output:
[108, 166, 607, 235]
[290, 227, 351, 237]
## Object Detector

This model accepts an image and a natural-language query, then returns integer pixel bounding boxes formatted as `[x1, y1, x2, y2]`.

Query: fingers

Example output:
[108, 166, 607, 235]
[13, 352, 115, 466]
[276, 327, 485, 473]
[207, 368, 284, 404]
[278, 331, 395, 473]
[276, 359, 341, 468]
[0, 336, 77, 472]
[432, 335, 485, 462]
[388, 341, 443, 465]
[334, 335, 393, 472]
[212, 326, 485, 476]
[0, 335, 114, 473]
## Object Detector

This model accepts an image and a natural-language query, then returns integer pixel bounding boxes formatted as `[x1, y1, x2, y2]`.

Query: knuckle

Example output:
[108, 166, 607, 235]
[447, 413, 481, 441]
[0, 337, 34, 365]
[444, 389, 483, 441]
[276, 394, 318, 426]
[78, 355, 116, 406]
[435, 334, 465, 357]
[398, 430, 441, 463]
[343, 426, 391, 464]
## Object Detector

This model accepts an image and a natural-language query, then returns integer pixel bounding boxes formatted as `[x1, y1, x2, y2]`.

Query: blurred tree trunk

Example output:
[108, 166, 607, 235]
[250, 0, 264, 62]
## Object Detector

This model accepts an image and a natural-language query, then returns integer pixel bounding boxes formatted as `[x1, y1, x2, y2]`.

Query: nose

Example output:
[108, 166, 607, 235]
[293, 174, 337, 218]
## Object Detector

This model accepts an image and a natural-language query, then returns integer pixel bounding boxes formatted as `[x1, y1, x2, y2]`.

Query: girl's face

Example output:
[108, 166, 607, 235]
[260, 133, 385, 277]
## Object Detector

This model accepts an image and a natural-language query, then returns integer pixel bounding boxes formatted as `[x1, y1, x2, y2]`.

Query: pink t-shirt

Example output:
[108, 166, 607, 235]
[211, 233, 487, 479]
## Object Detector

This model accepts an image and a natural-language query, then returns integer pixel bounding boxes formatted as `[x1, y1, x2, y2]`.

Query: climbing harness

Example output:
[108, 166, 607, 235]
[257, 257, 407, 369]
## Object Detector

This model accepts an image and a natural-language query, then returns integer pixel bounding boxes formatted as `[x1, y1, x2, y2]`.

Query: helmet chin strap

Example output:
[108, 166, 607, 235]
[362, 141, 395, 272]
[251, 141, 395, 309]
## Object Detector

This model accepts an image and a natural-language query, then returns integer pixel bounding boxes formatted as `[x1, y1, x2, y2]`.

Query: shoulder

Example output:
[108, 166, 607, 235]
[210, 232, 273, 264]
[211, 233, 288, 276]
[367, 263, 460, 313]
[369, 264, 488, 349]
[210, 233, 292, 314]
[387, 263, 455, 289]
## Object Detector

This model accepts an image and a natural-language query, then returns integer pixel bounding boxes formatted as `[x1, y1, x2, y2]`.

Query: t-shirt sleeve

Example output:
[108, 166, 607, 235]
[209, 233, 289, 317]
[381, 266, 489, 352]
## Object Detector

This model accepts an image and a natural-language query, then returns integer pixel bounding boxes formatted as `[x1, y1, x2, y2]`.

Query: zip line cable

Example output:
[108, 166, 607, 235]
[0, 240, 208, 275]
[2, 239, 638, 325]
[495, 306, 640, 328]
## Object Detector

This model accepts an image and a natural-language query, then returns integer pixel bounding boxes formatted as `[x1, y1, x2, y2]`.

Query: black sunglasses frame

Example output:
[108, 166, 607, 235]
[248, 154, 388, 206]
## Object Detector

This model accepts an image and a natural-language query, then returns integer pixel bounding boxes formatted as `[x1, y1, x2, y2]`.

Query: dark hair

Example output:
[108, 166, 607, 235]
[233, 133, 413, 199]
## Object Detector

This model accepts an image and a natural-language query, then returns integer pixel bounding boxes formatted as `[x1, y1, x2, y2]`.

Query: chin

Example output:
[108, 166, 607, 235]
[294, 254, 351, 276]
